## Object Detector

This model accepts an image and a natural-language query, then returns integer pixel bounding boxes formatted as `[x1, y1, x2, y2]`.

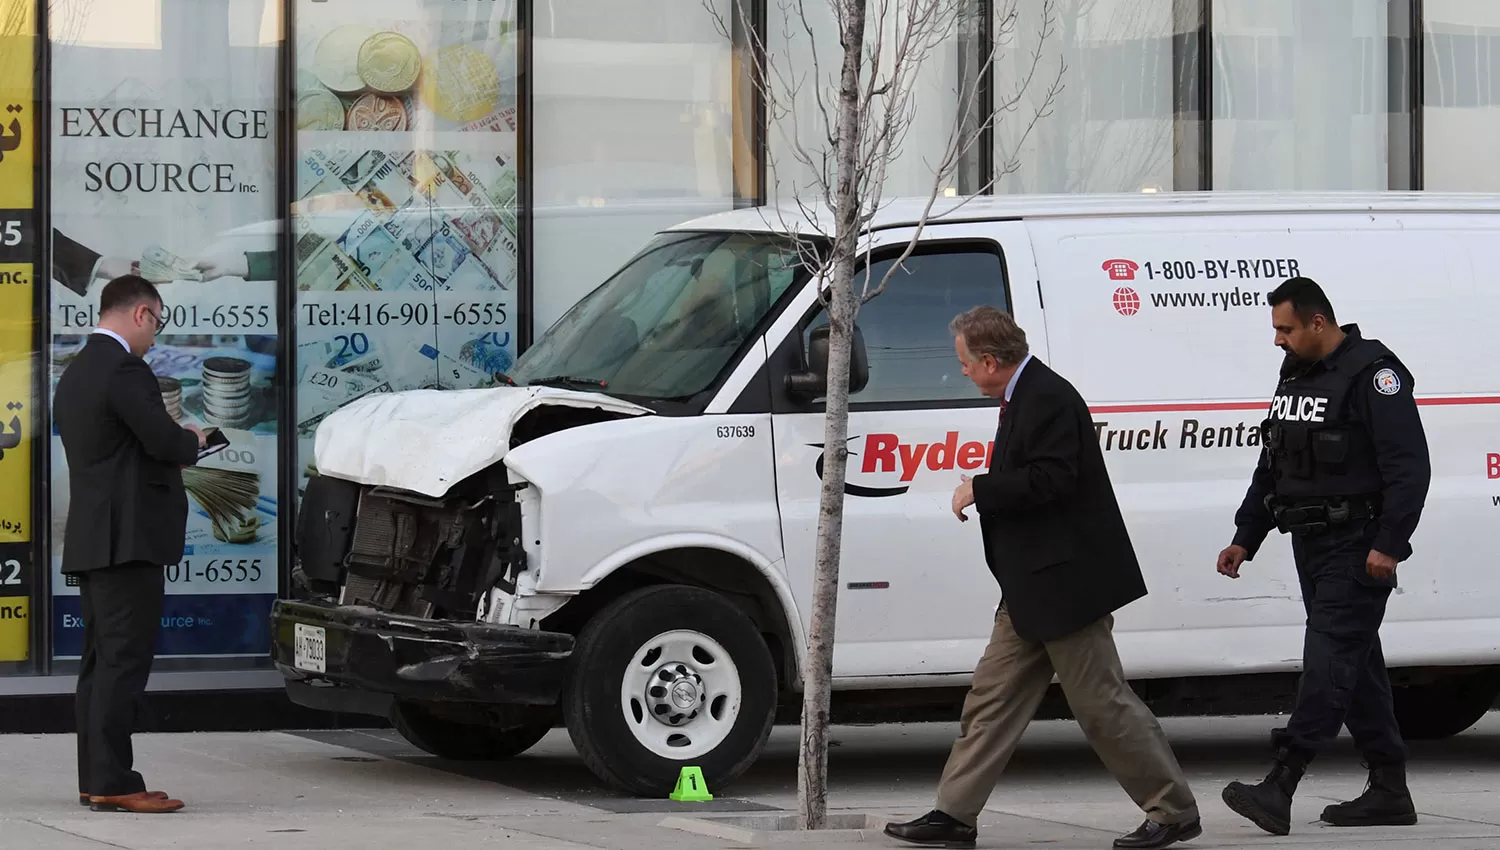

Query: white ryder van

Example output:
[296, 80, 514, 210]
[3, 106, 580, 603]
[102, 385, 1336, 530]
[272, 192, 1500, 796]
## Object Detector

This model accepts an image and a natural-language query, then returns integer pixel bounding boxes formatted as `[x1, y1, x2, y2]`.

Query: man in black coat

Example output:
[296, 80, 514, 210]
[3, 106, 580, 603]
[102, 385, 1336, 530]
[885, 306, 1199, 850]
[54, 275, 203, 814]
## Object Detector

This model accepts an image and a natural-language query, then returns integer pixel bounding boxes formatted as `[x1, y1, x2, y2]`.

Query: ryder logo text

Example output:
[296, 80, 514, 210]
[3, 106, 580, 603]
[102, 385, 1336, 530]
[861, 432, 995, 482]
[809, 432, 999, 499]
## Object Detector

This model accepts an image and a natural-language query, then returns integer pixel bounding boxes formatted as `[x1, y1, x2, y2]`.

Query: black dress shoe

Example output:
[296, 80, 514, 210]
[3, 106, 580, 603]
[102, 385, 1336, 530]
[883, 810, 978, 848]
[1113, 817, 1202, 849]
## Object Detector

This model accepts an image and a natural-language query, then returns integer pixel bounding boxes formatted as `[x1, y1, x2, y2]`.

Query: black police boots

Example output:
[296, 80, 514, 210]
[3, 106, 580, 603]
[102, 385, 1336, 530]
[1320, 762, 1418, 827]
[1221, 746, 1309, 835]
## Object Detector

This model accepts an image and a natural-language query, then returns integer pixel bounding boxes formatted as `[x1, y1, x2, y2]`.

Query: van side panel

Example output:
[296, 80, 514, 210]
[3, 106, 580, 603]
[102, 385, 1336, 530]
[1028, 211, 1500, 679]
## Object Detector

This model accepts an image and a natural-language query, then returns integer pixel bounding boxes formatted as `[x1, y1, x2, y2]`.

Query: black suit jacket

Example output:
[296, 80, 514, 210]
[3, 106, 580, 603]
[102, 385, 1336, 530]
[54, 334, 200, 573]
[970, 357, 1148, 643]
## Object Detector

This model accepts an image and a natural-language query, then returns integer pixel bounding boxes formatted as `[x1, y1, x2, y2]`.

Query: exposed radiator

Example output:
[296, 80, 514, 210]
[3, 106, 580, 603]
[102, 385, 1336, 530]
[337, 489, 441, 618]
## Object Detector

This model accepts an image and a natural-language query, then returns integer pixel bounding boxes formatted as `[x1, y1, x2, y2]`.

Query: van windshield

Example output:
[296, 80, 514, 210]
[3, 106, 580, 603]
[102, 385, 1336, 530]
[509, 230, 814, 401]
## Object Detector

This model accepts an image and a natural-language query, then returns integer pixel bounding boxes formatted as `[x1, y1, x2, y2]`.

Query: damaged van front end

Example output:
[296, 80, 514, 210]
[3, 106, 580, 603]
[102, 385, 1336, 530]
[269, 385, 650, 719]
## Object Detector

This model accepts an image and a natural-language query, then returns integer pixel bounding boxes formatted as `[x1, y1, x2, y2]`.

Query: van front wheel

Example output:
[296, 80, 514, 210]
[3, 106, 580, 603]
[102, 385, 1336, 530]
[391, 700, 556, 761]
[562, 584, 778, 796]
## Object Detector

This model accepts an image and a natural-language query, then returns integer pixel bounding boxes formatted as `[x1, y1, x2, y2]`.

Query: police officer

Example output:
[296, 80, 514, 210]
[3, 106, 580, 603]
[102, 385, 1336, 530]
[1215, 277, 1431, 836]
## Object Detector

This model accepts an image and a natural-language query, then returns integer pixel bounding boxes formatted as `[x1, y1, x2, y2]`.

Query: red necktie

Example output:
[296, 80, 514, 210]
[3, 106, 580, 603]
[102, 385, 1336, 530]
[998, 399, 1008, 426]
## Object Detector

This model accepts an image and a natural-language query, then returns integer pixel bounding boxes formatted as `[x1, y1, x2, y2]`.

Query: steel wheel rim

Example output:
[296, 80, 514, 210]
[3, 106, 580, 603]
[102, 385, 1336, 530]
[618, 628, 743, 760]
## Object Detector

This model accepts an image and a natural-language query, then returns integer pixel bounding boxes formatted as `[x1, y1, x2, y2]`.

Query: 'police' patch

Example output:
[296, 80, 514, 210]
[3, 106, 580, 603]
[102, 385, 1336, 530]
[1373, 367, 1401, 396]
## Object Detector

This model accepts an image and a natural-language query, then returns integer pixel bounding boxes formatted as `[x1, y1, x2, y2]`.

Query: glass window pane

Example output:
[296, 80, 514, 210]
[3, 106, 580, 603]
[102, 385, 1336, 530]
[806, 247, 1010, 405]
[994, 0, 1178, 194]
[766, 0, 961, 199]
[291, 0, 521, 526]
[532, 0, 739, 338]
[1211, 0, 1389, 190]
[1423, 1, 1500, 190]
[48, 0, 282, 670]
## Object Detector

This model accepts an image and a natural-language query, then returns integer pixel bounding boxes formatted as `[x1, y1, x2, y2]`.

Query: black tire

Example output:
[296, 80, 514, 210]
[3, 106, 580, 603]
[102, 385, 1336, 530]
[1392, 669, 1500, 741]
[561, 584, 778, 796]
[390, 700, 557, 760]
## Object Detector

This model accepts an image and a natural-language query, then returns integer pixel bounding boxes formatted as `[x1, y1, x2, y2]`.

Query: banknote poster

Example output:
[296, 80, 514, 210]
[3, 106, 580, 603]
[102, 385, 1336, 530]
[0, 0, 36, 665]
[293, 0, 519, 502]
[47, 0, 281, 661]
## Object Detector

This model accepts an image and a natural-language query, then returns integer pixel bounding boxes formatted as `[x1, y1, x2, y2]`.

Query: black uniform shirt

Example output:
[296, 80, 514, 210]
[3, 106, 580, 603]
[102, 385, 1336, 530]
[1232, 326, 1432, 562]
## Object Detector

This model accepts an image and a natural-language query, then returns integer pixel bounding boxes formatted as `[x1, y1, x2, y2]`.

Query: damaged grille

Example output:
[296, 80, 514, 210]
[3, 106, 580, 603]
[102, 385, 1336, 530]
[330, 481, 526, 620]
[339, 572, 433, 617]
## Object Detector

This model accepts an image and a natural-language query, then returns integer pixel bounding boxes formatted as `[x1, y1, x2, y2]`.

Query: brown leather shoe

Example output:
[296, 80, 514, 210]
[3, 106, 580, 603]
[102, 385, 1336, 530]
[79, 791, 168, 806]
[89, 792, 184, 813]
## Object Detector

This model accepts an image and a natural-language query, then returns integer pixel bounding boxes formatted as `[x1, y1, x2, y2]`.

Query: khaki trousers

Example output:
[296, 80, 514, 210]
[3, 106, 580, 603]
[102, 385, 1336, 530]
[935, 606, 1199, 827]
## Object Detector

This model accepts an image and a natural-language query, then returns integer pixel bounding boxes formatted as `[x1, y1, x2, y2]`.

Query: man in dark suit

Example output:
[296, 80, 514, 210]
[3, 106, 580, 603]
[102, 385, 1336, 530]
[885, 306, 1199, 850]
[54, 275, 203, 814]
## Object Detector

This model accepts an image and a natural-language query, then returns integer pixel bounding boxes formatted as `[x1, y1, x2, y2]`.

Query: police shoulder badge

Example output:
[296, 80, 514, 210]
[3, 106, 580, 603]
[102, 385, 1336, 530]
[1373, 367, 1401, 396]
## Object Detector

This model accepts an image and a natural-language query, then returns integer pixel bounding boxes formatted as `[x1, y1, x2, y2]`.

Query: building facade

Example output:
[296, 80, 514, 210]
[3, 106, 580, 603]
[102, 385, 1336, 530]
[0, 0, 1497, 695]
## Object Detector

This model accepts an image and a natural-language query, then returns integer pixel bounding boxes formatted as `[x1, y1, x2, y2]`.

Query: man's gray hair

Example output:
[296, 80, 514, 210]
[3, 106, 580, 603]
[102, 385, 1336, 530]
[949, 305, 1028, 366]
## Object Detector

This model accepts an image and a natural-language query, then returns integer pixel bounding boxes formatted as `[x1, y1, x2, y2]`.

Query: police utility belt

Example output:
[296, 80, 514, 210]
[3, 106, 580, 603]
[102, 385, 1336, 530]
[1262, 494, 1379, 537]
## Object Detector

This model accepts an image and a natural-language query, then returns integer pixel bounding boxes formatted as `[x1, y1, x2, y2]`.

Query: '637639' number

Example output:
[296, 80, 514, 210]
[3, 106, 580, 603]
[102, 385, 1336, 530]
[716, 424, 755, 438]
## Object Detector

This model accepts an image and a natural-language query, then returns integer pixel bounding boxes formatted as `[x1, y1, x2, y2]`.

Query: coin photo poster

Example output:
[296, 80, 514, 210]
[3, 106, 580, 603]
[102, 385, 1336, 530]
[292, 0, 520, 503]
[47, 0, 282, 661]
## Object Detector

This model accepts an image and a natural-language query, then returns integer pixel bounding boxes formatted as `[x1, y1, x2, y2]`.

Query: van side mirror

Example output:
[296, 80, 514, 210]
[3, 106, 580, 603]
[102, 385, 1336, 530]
[786, 323, 870, 401]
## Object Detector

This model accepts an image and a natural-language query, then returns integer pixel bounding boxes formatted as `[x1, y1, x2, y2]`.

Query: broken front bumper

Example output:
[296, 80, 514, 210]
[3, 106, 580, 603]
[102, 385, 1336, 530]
[269, 599, 574, 717]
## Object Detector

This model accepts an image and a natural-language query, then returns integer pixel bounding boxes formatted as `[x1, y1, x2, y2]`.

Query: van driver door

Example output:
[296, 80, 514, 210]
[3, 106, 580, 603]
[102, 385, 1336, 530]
[760, 221, 1047, 680]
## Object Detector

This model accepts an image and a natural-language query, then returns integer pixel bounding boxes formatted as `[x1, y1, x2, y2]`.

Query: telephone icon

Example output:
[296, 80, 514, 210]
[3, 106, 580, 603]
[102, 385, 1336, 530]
[1102, 258, 1139, 281]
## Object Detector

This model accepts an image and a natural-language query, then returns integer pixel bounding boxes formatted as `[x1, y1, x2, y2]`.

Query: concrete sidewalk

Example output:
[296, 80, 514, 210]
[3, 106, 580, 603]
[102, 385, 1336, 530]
[3, 713, 1500, 848]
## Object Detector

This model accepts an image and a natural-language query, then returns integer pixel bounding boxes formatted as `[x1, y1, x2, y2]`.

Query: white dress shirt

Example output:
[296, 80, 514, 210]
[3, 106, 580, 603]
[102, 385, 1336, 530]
[91, 328, 130, 352]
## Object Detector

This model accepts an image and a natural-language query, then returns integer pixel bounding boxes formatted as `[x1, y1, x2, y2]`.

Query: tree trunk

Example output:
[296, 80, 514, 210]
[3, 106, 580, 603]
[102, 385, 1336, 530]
[795, 0, 868, 832]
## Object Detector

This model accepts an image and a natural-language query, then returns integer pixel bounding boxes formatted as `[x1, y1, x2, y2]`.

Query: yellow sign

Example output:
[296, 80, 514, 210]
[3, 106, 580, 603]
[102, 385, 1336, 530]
[0, 264, 28, 543]
[0, 596, 26, 661]
[0, 0, 34, 209]
[0, 0, 30, 552]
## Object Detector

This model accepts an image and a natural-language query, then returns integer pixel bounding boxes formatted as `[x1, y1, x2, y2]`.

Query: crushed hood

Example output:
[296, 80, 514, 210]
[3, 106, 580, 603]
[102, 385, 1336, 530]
[312, 386, 652, 497]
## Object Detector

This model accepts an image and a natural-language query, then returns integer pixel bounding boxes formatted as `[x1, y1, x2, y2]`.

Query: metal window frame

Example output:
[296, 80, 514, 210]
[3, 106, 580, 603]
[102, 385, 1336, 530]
[1174, 0, 1211, 190]
[277, 0, 295, 613]
[1400, 0, 1425, 189]
[731, 0, 768, 207]
[30, 0, 52, 677]
[956, 0, 993, 195]
[517, 0, 535, 352]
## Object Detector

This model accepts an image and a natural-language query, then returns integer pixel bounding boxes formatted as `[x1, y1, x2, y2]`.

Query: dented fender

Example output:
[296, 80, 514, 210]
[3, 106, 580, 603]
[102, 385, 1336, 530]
[313, 385, 651, 498]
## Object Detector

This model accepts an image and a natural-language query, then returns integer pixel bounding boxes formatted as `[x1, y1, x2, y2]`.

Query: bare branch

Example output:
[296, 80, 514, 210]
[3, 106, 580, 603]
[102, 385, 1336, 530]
[858, 0, 1063, 305]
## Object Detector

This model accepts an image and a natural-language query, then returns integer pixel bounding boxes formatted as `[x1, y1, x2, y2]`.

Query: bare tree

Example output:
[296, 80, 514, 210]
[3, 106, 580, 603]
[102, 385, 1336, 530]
[705, 0, 1062, 830]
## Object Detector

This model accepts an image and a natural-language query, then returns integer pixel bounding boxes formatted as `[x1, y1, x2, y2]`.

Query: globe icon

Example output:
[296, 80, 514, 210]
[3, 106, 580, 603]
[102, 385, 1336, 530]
[1112, 287, 1141, 315]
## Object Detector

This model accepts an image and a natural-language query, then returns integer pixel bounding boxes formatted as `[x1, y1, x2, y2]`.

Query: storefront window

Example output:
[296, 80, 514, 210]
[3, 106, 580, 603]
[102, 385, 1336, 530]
[0, 0, 1488, 691]
[291, 0, 520, 509]
[47, 0, 283, 670]
[766, 0, 961, 199]
[994, 0, 1179, 194]
[1211, 0, 1390, 190]
[0, 0, 40, 675]
[531, 0, 742, 338]
[1423, 1, 1500, 190]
